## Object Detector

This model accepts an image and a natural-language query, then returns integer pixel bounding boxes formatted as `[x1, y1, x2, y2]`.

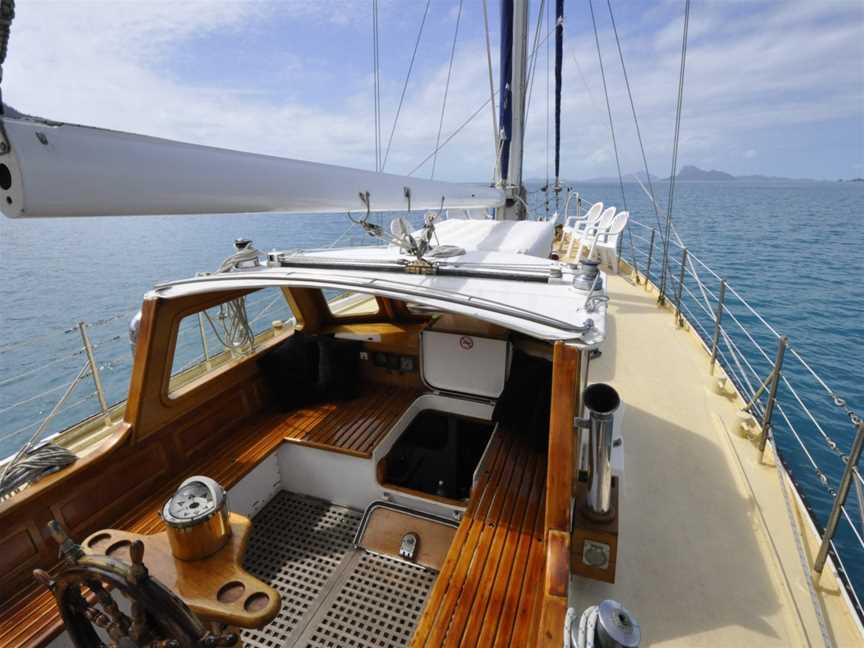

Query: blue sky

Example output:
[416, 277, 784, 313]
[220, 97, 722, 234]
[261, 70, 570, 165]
[5, 1, 863, 181]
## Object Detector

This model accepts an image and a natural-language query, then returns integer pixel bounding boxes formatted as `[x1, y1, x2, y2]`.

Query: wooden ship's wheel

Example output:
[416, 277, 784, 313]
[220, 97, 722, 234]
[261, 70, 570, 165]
[34, 521, 238, 648]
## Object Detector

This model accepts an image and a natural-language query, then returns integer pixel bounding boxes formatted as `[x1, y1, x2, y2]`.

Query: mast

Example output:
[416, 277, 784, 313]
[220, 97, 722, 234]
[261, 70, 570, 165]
[554, 0, 564, 210]
[497, 0, 530, 220]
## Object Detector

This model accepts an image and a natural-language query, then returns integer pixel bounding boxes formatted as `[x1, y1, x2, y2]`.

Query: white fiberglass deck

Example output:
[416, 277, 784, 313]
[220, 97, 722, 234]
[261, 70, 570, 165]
[574, 271, 861, 647]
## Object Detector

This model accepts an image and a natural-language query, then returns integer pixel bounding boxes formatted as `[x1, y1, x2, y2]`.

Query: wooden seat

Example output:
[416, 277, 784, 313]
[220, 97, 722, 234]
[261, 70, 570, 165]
[410, 427, 547, 647]
[0, 385, 419, 648]
[277, 385, 417, 457]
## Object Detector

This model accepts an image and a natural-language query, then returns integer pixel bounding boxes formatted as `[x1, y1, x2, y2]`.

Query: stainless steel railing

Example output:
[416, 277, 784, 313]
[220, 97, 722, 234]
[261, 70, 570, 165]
[616, 216, 864, 620]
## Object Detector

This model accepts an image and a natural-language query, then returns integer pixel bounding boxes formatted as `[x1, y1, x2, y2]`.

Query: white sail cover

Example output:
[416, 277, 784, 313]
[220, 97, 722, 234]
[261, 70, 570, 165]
[425, 219, 556, 258]
[0, 117, 504, 218]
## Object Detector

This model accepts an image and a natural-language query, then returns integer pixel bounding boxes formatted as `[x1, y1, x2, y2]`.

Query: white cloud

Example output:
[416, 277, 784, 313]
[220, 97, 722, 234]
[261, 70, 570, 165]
[2, 0, 861, 181]
[744, 149, 757, 159]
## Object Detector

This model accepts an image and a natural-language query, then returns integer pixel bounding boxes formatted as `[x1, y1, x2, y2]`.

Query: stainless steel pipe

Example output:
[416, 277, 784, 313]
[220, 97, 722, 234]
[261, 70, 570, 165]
[580, 383, 621, 516]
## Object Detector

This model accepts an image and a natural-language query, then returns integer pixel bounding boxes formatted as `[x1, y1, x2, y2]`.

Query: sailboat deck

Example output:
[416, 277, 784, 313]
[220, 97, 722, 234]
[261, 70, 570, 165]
[576, 270, 861, 647]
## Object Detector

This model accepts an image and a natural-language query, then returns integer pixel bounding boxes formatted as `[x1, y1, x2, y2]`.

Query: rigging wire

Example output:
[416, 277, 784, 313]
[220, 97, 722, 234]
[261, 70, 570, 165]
[524, 0, 547, 131]
[381, 0, 430, 171]
[658, 0, 691, 302]
[606, 0, 664, 235]
[0, 347, 86, 388]
[409, 92, 497, 177]
[0, 361, 86, 495]
[588, 0, 628, 213]
[481, 0, 500, 181]
[431, 0, 464, 180]
[371, 0, 382, 171]
[570, 48, 601, 115]
[202, 299, 255, 354]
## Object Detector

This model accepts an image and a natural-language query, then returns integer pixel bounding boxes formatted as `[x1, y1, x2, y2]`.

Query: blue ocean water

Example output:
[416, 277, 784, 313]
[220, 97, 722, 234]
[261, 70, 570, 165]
[0, 180, 862, 608]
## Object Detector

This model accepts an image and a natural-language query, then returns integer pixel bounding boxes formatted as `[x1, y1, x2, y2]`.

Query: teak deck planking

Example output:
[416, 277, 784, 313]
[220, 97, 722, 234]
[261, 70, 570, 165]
[410, 427, 548, 648]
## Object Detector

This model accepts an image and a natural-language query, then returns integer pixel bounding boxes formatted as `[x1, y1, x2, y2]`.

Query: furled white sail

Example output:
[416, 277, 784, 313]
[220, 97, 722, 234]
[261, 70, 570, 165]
[0, 117, 504, 218]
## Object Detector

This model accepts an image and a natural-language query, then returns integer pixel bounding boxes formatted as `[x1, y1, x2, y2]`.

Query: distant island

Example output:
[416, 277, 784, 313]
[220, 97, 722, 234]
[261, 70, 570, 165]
[572, 165, 859, 184]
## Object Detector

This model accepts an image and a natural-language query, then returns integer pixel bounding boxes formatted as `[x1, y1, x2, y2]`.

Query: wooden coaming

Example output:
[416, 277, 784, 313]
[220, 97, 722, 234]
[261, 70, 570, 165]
[537, 342, 581, 647]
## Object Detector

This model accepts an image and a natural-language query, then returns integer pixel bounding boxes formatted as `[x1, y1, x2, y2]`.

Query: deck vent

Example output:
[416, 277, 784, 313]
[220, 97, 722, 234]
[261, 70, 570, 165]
[576, 383, 621, 518]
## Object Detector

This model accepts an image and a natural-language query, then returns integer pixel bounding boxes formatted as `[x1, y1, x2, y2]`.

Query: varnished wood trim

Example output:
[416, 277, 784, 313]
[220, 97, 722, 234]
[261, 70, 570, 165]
[282, 287, 325, 333]
[0, 423, 131, 517]
[124, 296, 158, 436]
[128, 290, 279, 439]
[543, 529, 570, 598]
[320, 321, 427, 352]
[545, 341, 580, 533]
[535, 342, 581, 647]
[81, 514, 280, 629]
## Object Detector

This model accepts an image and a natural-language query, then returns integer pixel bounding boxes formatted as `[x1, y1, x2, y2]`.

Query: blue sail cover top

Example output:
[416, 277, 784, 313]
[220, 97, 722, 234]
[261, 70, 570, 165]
[498, 0, 514, 182]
